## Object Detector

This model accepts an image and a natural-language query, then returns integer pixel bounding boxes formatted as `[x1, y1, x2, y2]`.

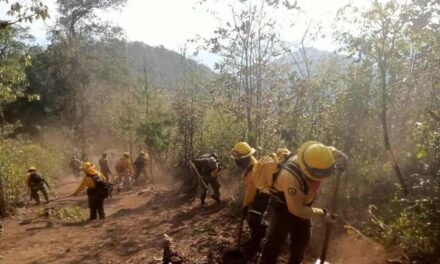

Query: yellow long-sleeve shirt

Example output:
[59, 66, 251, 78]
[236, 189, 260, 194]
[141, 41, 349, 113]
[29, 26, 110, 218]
[242, 156, 258, 207]
[243, 146, 345, 219]
[272, 156, 325, 219]
[73, 173, 106, 195]
[248, 154, 326, 219]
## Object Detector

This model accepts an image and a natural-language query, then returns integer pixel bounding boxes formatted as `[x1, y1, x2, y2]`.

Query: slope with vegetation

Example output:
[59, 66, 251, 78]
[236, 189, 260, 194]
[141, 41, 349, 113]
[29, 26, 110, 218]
[0, 0, 438, 263]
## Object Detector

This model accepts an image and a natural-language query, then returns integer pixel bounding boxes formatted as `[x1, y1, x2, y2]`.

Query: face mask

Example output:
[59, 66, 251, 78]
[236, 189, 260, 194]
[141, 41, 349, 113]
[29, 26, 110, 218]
[235, 157, 251, 170]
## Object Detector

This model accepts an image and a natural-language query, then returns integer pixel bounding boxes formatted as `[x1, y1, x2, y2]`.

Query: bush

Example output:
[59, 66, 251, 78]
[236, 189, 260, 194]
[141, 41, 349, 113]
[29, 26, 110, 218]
[364, 178, 440, 257]
[0, 137, 62, 213]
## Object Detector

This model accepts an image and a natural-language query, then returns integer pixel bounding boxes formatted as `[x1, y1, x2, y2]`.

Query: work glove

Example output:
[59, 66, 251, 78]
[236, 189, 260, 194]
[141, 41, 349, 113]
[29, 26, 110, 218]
[333, 150, 348, 172]
[323, 209, 337, 224]
[241, 206, 249, 217]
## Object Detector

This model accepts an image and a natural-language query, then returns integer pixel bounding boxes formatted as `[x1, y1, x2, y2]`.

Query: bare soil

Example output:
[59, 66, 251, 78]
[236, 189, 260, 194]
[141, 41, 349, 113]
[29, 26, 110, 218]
[0, 175, 393, 264]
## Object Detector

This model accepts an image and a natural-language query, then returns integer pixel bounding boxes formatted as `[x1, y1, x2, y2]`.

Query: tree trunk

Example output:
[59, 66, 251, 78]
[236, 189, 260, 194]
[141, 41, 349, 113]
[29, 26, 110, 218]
[148, 147, 154, 183]
[379, 55, 409, 195]
[0, 172, 6, 217]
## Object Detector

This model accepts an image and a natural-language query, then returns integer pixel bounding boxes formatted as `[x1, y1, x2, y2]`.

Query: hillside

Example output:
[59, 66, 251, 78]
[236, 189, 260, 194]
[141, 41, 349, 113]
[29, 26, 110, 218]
[127, 42, 214, 89]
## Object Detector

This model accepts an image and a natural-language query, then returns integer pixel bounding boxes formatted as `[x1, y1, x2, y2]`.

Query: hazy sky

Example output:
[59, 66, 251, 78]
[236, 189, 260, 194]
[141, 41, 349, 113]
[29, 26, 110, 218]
[14, 0, 370, 67]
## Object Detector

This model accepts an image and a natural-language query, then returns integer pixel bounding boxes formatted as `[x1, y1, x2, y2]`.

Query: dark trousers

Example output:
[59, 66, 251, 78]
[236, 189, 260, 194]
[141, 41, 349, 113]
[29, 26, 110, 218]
[30, 184, 49, 203]
[134, 167, 148, 183]
[247, 192, 269, 251]
[200, 176, 220, 204]
[259, 202, 311, 264]
[87, 191, 105, 220]
[102, 171, 110, 182]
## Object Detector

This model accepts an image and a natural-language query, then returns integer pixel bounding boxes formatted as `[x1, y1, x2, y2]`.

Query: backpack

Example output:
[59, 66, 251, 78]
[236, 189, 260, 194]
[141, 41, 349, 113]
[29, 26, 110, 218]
[90, 175, 113, 199]
[272, 160, 309, 194]
[252, 153, 310, 193]
[251, 154, 279, 190]
[115, 159, 126, 173]
[29, 172, 44, 184]
[193, 158, 217, 177]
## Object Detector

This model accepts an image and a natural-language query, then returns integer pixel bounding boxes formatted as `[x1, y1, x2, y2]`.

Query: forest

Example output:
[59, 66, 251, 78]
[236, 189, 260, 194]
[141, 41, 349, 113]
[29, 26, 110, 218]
[0, 0, 438, 263]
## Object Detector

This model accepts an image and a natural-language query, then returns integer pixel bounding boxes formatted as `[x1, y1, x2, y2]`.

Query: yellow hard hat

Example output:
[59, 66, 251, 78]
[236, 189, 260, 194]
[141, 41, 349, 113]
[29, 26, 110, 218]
[231, 142, 255, 159]
[28, 166, 37, 172]
[82, 161, 97, 175]
[297, 141, 335, 181]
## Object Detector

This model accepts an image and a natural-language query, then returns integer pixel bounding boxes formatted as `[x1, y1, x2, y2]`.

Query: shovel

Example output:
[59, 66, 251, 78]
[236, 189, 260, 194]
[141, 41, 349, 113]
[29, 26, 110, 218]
[223, 211, 247, 259]
[47, 194, 73, 203]
[315, 170, 343, 264]
[236, 210, 246, 248]
[189, 160, 215, 197]
[27, 194, 73, 208]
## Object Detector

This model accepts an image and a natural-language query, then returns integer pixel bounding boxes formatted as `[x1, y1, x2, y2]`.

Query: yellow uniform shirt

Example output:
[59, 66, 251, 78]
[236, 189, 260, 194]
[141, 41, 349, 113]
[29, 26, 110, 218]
[73, 173, 106, 195]
[272, 156, 325, 219]
[242, 156, 258, 207]
[246, 154, 325, 219]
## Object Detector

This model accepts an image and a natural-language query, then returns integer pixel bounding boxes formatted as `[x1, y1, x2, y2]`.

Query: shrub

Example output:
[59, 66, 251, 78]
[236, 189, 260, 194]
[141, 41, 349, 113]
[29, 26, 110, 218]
[364, 178, 440, 257]
[0, 137, 62, 213]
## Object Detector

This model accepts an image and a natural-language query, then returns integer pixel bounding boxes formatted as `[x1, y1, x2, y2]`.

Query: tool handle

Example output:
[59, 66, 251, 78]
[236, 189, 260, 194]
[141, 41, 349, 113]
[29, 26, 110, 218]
[319, 223, 332, 263]
[189, 160, 210, 191]
[319, 170, 342, 263]
[48, 194, 72, 202]
[236, 211, 246, 247]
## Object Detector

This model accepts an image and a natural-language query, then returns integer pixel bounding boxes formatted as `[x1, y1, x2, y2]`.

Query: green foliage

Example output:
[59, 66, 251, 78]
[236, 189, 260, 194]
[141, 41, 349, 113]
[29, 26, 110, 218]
[0, 26, 35, 112]
[137, 112, 173, 152]
[0, 137, 61, 201]
[197, 108, 247, 157]
[365, 183, 440, 257]
[0, 0, 49, 30]
[136, 89, 173, 153]
[56, 0, 127, 39]
[412, 118, 439, 183]
[49, 206, 85, 221]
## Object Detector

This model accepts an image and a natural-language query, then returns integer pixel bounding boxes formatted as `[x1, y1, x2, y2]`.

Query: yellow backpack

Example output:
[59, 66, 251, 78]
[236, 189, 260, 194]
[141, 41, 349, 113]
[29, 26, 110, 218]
[252, 154, 279, 191]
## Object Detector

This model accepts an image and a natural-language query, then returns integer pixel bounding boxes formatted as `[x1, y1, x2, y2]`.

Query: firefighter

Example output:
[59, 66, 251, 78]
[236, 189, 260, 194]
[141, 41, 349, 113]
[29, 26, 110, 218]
[25, 167, 50, 204]
[133, 151, 149, 184]
[98, 152, 112, 182]
[191, 153, 221, 206]
[72, 162, 108, 220]
[231, 142, 269, 253]
[69, 156, 82, 179]
[115, 152, 132, 190]
[258, 141, 348, 264]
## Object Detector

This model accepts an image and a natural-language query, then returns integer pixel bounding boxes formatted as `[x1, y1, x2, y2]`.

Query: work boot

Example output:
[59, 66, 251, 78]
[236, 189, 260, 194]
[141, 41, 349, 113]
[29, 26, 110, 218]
[90, 209, 98, 220]
[211, 194, 221, 203]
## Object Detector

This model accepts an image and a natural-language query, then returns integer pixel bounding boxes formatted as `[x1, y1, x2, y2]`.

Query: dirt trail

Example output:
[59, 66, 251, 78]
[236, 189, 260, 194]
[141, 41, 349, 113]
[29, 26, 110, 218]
[0, 176, 391, 264]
